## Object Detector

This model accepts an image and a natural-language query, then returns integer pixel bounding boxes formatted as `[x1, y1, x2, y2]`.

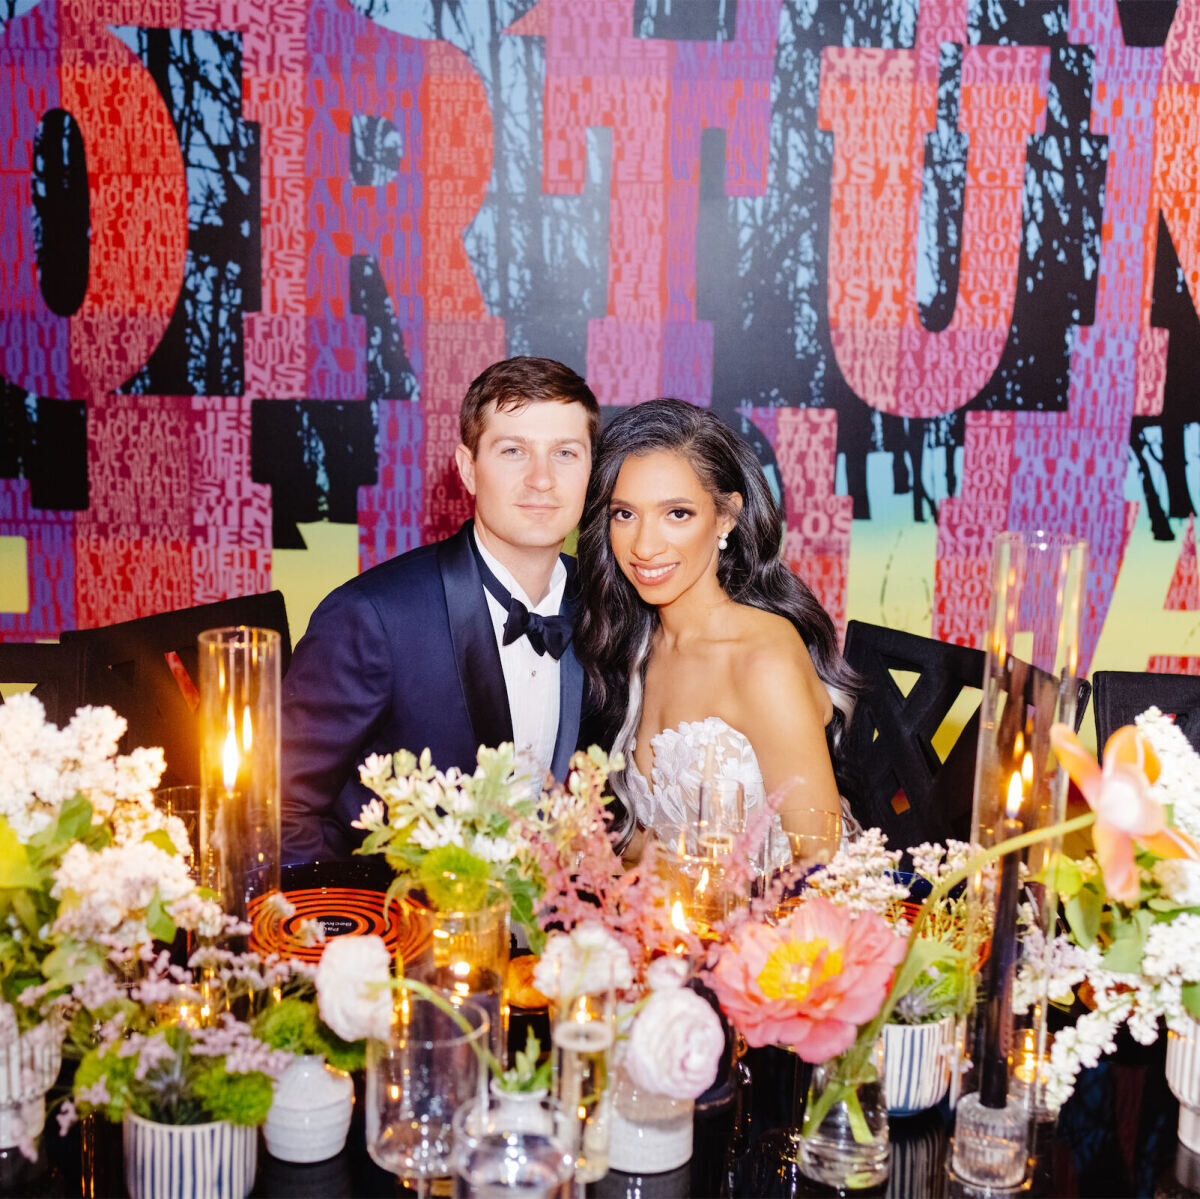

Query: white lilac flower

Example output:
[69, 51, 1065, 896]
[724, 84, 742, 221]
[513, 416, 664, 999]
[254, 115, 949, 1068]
[1152, 858, 1200, 907]
[52, 839, 197, 948]
[1136, 707, 1200, 837]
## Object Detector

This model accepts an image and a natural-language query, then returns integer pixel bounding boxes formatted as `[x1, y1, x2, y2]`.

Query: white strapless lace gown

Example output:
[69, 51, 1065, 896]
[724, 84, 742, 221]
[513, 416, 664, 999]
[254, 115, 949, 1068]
[619, 716, 857, 867]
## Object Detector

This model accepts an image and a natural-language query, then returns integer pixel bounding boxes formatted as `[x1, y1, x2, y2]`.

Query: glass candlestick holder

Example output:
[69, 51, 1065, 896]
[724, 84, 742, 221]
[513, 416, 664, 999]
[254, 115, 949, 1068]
[198, 626, 282, 926]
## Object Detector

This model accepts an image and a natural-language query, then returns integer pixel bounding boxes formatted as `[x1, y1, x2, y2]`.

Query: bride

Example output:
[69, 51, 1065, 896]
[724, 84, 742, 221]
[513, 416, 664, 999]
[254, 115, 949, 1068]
[575, 399, 860, 863]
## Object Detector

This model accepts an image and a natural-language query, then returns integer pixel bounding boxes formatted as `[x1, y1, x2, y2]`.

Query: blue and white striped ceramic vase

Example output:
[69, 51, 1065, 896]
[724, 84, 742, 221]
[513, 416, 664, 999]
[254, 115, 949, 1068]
[882, 1015, 956, 1116]
[123, 1112, 257, 1199]
[1168, 1018, 1200, 1154]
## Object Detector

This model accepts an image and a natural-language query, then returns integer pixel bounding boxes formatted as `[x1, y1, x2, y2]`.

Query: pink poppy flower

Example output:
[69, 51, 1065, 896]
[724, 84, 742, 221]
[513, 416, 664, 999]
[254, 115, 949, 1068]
[705, 895, 905, 1062]
[1051, 723, 1200, 904]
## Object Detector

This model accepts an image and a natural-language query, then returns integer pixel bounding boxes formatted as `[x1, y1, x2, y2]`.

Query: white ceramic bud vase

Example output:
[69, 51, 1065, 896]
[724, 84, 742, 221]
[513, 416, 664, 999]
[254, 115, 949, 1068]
[0, 1016, 63, 1154]
[608, 1064, 694, 1174]
[1167, 1017, 1200, 1154]
[263, 1055, 354, 1163]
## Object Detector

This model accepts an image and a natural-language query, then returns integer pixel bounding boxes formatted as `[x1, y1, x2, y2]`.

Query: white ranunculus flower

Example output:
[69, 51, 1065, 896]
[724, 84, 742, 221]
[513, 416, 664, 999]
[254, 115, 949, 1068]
[624, 986, 724, 1100]
[533, 922, 634, 1001]
[315, 935, 393, 1042]
[646, 956, 689, 992]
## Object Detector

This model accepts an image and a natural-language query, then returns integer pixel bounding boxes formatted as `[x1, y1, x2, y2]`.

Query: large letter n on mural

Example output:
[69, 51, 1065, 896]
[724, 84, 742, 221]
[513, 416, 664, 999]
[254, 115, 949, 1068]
[820, 0, 1049, 418]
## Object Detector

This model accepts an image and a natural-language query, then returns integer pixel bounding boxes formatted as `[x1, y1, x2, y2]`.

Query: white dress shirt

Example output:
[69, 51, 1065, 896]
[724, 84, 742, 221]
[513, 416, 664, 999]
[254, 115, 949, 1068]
[473, 534, 564, 788]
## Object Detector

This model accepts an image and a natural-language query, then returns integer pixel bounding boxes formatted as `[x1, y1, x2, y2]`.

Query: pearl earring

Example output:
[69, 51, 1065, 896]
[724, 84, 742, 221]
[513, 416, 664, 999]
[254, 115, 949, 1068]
[718, 532, 729, 551]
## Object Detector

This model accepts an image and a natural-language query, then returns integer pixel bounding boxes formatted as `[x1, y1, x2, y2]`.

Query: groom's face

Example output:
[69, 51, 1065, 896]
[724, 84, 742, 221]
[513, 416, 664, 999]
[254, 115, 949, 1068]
[455, 399, 593, 557]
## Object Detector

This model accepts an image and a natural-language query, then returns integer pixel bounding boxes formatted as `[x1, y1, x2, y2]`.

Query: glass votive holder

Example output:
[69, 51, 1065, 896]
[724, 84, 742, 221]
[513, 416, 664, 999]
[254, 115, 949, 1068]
[950, 1090, 1030, 1190]
[451, 1092, 575, 1197]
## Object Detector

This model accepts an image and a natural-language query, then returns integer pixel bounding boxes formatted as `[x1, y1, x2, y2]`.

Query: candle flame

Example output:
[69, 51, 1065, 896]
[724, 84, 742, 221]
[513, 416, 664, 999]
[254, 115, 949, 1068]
[1006, 770, 1023, 820]
[670, 900, 687, 933]
[222, 727, 239, 792]
[241, 705, 253, 751]
[1021, 750, 1033, 789]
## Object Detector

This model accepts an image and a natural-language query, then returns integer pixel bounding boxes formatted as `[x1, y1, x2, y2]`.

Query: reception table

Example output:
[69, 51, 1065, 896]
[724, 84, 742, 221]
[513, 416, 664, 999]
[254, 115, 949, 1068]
[3, 858, 1190, 1199]
[3, 1030, 1188, 1199]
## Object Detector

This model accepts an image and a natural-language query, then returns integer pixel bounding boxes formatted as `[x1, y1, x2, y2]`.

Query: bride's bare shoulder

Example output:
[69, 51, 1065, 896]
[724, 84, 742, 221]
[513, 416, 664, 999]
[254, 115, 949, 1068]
[726, 605, 832, 723]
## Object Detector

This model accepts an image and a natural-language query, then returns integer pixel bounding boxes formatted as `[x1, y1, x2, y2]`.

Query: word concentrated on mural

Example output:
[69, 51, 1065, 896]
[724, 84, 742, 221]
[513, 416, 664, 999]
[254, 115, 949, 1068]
[2, 0, 1200, 674]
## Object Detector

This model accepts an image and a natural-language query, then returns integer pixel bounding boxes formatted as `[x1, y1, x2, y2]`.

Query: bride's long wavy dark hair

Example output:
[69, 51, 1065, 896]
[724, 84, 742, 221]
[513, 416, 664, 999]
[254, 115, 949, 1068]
[575, 398, 861, 759]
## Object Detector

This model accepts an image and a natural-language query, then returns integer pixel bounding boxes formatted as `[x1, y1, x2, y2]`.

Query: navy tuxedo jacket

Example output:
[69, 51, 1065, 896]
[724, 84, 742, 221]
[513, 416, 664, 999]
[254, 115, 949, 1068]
[280, 521, 585, 863]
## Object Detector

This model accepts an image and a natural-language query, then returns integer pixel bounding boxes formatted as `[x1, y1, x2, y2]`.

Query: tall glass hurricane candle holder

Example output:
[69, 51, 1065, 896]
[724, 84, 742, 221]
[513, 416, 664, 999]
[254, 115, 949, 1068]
[950, 532, 1085, 1192]
[198, 627, 282, 926]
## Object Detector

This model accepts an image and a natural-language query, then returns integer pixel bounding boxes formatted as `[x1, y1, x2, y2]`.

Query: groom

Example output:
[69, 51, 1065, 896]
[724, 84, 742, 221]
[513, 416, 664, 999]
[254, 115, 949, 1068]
[280, 356, 600, 863]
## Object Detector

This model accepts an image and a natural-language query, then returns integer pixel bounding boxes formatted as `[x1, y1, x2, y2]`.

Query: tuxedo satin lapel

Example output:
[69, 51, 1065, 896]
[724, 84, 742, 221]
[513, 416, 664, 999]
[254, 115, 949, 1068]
[438, 523, 514, 752]
[551, 555, 583, 782]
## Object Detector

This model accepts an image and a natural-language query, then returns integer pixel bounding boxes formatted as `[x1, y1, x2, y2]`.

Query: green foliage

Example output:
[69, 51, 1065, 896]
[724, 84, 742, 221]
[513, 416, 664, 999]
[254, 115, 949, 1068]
[1035, 851, 1085, 899]
[1064, 884, 1103, 948]
[191, 1062, 275, 1126]
[76, 1046, 137, 1123]
[254, 996, 314, 1054]
[310, 1019, 367, 1074]
[418, 846, 490, 911]
[494, 1027, 551, 1093]
[0, 817, 43, 889]
[143, 829, 178, 857]
[0, 797, 107, 1031]
[145, 891, 177, 943]
[254, 994, 366, 1073]
[1101, 908, 1154, 972]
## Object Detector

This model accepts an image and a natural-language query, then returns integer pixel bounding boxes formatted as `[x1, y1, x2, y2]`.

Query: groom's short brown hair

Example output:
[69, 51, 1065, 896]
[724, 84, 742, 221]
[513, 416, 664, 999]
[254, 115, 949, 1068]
[459, 356, 600, 455]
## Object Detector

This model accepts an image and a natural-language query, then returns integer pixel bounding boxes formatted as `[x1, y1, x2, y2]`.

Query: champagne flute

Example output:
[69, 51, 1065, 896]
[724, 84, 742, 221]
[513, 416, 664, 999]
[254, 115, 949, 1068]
[551, 963, 616, 1191]
[695, 778, 746, 859]
[366, 992, 489, 1199]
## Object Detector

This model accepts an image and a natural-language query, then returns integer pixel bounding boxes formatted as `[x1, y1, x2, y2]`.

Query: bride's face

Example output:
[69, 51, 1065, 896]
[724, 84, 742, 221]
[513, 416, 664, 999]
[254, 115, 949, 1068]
[608, 449, 736, 606]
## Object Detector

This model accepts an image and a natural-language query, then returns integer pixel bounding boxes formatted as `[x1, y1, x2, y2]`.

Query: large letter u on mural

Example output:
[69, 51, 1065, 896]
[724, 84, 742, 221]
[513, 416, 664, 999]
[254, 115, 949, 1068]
[819, 17, 1049, 418]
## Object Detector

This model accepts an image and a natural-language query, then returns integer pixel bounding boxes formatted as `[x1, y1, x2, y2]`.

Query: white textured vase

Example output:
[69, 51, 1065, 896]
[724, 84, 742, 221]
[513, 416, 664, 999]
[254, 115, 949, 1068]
[1167, 1017, 1200, 1154]
[123, 1112, 257, 1199]
[608, 1066, 694, 1174]
[883, 1015, 955, 1116]
[263, 1055, 354, 1163]
[0, 1017, 63, 1152]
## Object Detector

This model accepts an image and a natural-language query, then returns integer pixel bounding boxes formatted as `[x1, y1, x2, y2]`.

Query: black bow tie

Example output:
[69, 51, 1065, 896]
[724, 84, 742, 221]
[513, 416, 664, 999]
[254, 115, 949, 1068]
[471, 539, 573, 660]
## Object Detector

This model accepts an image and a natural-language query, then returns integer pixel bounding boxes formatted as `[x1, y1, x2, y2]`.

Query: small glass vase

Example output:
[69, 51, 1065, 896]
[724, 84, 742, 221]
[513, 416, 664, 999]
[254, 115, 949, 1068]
[798, 1038, 889, 1190]
[403, 884, 511, 1065]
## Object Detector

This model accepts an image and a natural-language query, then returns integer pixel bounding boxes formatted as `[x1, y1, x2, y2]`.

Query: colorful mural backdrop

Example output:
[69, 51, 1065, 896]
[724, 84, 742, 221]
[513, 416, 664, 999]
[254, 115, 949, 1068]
[2, 0, 1200, 674]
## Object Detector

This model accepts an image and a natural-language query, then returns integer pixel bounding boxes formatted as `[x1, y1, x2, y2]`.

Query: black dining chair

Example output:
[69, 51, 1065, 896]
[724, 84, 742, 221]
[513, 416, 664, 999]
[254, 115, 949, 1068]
[60, 590, 292, 785]
[842, 620, 1092, 854]
[1092, 669, 1200, 759]
[0, 640, 89, 728]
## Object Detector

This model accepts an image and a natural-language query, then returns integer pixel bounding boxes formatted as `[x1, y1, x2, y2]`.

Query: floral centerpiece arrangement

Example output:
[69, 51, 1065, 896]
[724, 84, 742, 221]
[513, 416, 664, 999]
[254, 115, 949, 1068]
[60, 947, 300, 1131]
[353, 743, 621, 944]
[58, 938, 367, 1197]
[700, 811, 1047, 1188]
[1014, 708, 1200, 1110]
[0, 694, 224, 1158]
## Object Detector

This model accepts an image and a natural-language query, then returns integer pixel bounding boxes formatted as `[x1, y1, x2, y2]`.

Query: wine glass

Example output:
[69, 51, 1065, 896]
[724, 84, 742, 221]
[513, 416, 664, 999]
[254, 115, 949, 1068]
[366, 993, 489, 1198]
[784, 806, 842, 870]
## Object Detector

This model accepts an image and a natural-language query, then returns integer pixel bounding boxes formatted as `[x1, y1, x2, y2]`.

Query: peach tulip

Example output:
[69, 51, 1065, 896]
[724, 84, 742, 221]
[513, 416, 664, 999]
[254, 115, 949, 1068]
[1050, 723, 1200, 904]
